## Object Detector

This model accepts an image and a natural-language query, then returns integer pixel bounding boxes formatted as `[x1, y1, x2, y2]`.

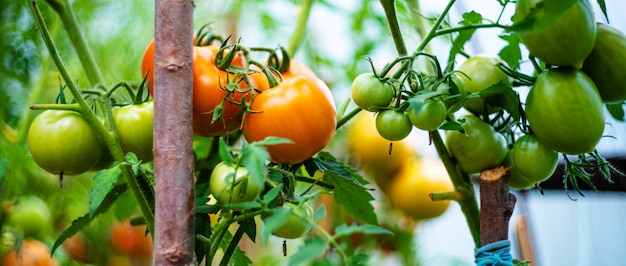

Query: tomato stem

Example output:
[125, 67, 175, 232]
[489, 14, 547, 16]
[29, 103, 81, 112]
[286, 0, 314, 56]
[336, 107, 362, 130]
[380, 0, 408, 56]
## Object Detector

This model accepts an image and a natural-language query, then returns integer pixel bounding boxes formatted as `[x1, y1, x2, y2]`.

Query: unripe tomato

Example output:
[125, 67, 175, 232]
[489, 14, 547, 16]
[525, 68, 604, 155]
[28, 110, 104, 175]
[1, 239, 59, 266]
[511, 135, 558, 183]
[113, 101, 154, 162]
[251, 59, 316, 91]
[375, 110, 412, 141]
[5, 195, 53, 238]
[209, 162, 262, 209]
[243, 75, 337, 165]
[504, 151, 535, 190]
[582, 23, 626, 103]
[110, 219, 153, 259]
[142, 40, 250, 137]
[408, 99, 447, 131]
[456, 55, 513, 114]
[270, 202, 314, 239]
[345, 112, 416, 191]
[446, 115, 508, 174]
[351, 73, 394, 112]
[387, 158, 453, 220]
[514, 0, 596, 68]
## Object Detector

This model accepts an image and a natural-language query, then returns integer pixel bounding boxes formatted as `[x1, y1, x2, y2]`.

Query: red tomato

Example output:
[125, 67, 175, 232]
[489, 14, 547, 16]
[242, 75, 337, 164]
[141, 40, 251, 136]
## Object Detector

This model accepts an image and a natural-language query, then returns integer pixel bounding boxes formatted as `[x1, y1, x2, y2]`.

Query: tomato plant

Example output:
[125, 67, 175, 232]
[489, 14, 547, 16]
[270, 202, 314, 239]
[27, 110, 104, 175]
[526, 68, 605, 155]
[511, 134, 558, 184]
[408, 98, 447, 131]
[351, 73, 394, 112]
[375, 109, 412, 141]
[209, 162, 261, 208]
[113, 101, 154, 162]
[142, 40, 250, 137]
[387, 158, 453, 220]
[456, 55, 512, 114]
[1, 239, 59, 266]
[582, 23, 626, 103]
[446, 115, 508, 174]
[5, 195, 53, 239]
[514, 0, 596, 68]
[242, 74, 337, 165]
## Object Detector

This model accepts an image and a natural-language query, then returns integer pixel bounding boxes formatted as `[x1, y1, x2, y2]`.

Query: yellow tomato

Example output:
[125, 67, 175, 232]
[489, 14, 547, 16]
[387, 158, 454, 220]
[346, 111, 416, 191]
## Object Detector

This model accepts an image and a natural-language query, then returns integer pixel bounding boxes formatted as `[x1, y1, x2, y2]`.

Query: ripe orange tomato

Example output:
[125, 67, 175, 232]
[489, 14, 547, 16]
[110, 219, 153, 259]
[1, 239, 59, 266]
[387, 158, 454, 220]
[243, 74, 336, 164]
[142, 40, 251, 136]
[250, 59, 316, 91]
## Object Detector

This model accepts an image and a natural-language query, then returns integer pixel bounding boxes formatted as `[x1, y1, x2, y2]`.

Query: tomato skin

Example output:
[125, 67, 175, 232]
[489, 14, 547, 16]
[387, 158, 453, 220]
[514, 0, 596, 68]
[209, 162, 262, 208]
[526, 68, 604, 155]
[142, 40, 249, 137]
[28, 110, 104, 175]
[504, 151, 535, 190]
[582, 23, 626, 103]
[243, 75, 337, 165]
[408, 99, 447, 131]
[446, 115, 508, 174]
[271, 202, 314, 239]
[351, 73, 394, 112]
[346, 112, 416, 192]
[375, 110, 412, 141]
[457, 55, 512, 114]
[5, 195, 53, 238]
[113, 101, 154, 162]
[1, 239, 59, 266]
[511, 135, 558, 183]
[110, 219, 153, 259]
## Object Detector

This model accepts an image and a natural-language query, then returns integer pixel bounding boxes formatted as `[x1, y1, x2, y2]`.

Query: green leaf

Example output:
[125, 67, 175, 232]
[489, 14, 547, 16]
[596, 0, 608, 22]
[219, 230, 252, 266]
[606, 102, 625, 121]
[239, 217, 257, 243]
[89, 166, 121, 217]
[479, 82, 521, 120]
[498, 34, 522, 70]
[322, 171, 378, 225]
[240, 144, 269, 189]
[333, 223, 393, 239]
[192, 136, 213, 160]
[507, 0, 577, 34]
[288, 237, 327, 266]
[439, 120, 464, 131]
[350, 253, 370, 266]
[218, 137, 233, 165]
[315, 152, 369, 185]
[261, 206, 292, 242]
[448, 11, 483, 62]
[262, 184, 282, 204]
[52, 184, 127, 254]
[112, 189, 137, 220]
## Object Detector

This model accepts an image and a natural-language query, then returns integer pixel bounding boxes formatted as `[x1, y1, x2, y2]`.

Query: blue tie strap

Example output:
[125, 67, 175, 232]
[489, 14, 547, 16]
[474, 240, 514, 266]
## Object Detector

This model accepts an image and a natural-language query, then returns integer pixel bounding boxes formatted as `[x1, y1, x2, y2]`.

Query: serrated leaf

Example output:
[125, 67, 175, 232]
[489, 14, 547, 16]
[479, 82, 521, 120]
[333, 223, 393, 239]
[52, 184, 127, 254]
[288, 237, 327, 266]
[262, 184, 283, 204]
[498, 34, 522, 70]
[219, 230, 253, 266]
[606, 102, 625, 121]
[449, 11, 483, 61]
[507, 0, 577, 34]
[261, 207, 292, 242]
[315, 152, 369, 185]
[239, 217, 257, 243]
[89, 166, 121, 217]
[323, 171, 378, 225]
[240, 145, 269, 188]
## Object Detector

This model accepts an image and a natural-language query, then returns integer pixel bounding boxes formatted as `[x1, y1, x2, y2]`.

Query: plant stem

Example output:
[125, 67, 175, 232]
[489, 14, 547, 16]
[336, 107, 362, 130]
[416, 0, 457, 52]
[29, 0, 155, 236]
[43, 0, 106, 87]
[30, 103, 81, 112]
[434, 23, 506, 37]
[380, 0, 408, 56]
[287, 0, 314, 56]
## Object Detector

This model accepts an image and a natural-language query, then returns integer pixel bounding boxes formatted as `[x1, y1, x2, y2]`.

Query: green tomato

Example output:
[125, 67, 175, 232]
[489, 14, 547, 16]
[113, 101, 154, 162]
[375, 110, 412, 141]
[446, 115, 508, 174]
[504, 151, 535, 190]
[456, 55, 513, 114]
[514, 0, 596, 68]
[28, 110, 104, 175]
[351, 73, 394, 111]
[582, 23, 626, 103]
[511, 135, 558, 183]
[408, 99, 447, 131]
[6, 195, 53, 238]
[526, 68, 604, 155]
[209, 162, 262, 209]
[271, 202, 314, 239]
[436, 75, 467, 110]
